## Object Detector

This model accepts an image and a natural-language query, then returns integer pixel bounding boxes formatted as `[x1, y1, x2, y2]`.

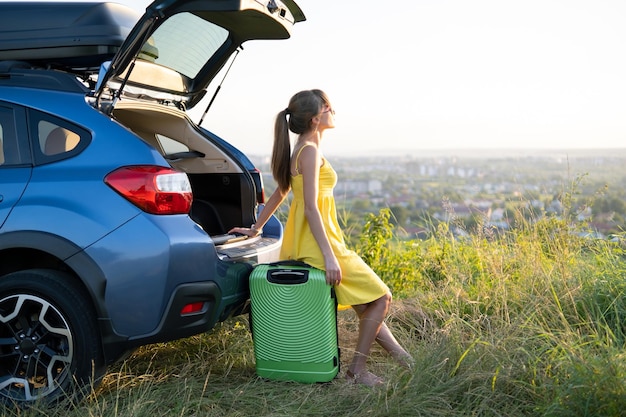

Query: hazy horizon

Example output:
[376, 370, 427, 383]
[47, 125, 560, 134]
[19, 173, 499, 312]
[245, 146, 626, 160]
[13, 0, 626, 156]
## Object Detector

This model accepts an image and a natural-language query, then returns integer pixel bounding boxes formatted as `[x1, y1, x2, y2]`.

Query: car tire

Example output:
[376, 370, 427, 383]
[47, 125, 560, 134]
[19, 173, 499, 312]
[0, 269, 104, 407]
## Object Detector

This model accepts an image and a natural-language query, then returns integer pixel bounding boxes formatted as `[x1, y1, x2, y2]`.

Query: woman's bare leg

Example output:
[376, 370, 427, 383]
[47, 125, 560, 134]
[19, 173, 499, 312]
[347, 293, 391, 386]
[352, 301, 413, 368]
[375, 322, 414, 368]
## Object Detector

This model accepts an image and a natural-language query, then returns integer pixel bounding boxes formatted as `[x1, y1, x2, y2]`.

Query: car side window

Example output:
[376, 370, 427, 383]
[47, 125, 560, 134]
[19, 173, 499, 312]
[0, 104, 28, 167]
[0, 106, 12, 165]
[156, 133, 189, 154]
[0, 124, 4, 166]
[38, 121, 80, 156]
[29, 111, 90, 165]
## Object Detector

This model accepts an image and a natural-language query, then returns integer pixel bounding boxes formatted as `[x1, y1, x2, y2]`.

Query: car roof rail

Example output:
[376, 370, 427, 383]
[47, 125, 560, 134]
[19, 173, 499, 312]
[0, 64, 90, 93]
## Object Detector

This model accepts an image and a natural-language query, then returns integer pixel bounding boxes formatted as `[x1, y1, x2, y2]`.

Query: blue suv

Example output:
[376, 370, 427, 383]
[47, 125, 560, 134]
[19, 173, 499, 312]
[0, 0, 304, 407]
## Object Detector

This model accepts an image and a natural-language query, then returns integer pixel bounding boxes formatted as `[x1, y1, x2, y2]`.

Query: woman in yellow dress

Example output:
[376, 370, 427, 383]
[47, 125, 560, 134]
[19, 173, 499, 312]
[231, 89, 412, 386]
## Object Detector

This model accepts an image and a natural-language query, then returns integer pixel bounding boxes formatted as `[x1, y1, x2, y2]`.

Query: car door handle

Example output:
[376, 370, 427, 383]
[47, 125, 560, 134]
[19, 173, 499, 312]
[0, 195, 3, 203]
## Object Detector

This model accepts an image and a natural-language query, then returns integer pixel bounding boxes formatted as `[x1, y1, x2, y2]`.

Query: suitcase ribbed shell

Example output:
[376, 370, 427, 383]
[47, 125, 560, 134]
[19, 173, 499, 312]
[250, 263, 339, 382]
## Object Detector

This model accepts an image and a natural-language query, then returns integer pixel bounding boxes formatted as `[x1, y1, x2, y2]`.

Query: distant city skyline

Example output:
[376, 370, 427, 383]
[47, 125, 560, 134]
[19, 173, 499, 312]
[14, 0, 626, 157]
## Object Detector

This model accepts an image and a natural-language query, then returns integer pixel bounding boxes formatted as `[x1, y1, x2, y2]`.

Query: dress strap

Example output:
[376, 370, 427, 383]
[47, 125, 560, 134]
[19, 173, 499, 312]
[293, 143, 317, 175]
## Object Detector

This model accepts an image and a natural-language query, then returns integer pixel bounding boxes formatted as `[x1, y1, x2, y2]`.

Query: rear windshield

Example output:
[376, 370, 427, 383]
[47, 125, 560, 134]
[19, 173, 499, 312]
[143, 12, 228, 78]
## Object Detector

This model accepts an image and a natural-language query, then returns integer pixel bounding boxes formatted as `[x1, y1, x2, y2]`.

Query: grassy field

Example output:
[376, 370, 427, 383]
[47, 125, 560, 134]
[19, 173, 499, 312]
[6, 209, 626, 417]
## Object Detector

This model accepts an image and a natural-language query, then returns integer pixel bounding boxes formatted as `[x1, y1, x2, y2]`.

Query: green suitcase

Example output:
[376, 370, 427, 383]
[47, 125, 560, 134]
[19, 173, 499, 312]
[249, 261, 339, 383]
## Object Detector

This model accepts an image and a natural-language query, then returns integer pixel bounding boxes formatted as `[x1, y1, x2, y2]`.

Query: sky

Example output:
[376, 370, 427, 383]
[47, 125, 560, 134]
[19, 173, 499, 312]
[13, 0, 626, 156]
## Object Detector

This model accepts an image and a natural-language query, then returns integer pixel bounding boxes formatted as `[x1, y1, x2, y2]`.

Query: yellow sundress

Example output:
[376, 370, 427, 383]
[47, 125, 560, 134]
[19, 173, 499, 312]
[279, 147, 390, 308]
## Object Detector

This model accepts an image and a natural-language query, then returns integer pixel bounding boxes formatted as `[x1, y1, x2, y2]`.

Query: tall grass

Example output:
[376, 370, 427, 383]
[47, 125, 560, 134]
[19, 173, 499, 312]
[368, 206, 626, 417]
[6, 205, 626, 416]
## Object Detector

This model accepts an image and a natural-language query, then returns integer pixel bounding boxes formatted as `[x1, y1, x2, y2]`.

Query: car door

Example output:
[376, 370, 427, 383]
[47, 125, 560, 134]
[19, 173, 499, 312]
[0, 103, 31, 229]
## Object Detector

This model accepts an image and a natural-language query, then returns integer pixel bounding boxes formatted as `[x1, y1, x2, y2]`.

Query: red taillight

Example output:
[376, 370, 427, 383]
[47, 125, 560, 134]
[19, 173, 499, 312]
[105, 166, 192, 214]
[180, 302, 206, 316]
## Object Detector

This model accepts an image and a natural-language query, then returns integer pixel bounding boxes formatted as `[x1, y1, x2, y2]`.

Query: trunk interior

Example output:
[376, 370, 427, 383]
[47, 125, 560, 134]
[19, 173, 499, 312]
[112, 102, 280, 261]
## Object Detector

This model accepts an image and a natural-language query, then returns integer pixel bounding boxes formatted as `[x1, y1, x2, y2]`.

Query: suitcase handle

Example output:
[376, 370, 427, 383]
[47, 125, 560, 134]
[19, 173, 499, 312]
[266, 269, 309, 284]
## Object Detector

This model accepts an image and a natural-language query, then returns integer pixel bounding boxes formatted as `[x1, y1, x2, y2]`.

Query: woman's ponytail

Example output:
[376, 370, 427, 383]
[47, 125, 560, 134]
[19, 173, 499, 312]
[272, 109, 291, 192]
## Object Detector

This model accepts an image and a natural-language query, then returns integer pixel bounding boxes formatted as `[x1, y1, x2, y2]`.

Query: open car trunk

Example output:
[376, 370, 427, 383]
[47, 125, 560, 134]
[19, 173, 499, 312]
[112, 101, 282, 262]
[0, 0, 303, 263]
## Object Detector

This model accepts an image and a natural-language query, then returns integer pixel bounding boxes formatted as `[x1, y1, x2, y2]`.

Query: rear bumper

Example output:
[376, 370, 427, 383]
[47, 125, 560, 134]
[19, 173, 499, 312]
[99, 260, 253, 363]
[83, 213, 280, 363]
[129, 265, 252, 345]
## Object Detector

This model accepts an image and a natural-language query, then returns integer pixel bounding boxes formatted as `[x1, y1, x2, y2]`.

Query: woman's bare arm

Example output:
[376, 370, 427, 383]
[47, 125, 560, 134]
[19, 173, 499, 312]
[228, 186, 289, 237]
[299, 145, 342, 285]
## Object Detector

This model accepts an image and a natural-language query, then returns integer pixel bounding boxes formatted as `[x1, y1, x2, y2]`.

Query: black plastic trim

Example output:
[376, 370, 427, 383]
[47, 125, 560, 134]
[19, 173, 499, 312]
[0, 67, 91, 93]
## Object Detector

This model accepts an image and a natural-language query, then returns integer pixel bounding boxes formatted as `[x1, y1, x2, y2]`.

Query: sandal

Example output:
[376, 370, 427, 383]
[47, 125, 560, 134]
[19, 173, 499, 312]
[345, 370, 384, 387]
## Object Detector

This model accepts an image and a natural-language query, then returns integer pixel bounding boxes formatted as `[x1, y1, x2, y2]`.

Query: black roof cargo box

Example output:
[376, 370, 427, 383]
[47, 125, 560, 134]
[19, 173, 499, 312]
[0, 2, 140, 71]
